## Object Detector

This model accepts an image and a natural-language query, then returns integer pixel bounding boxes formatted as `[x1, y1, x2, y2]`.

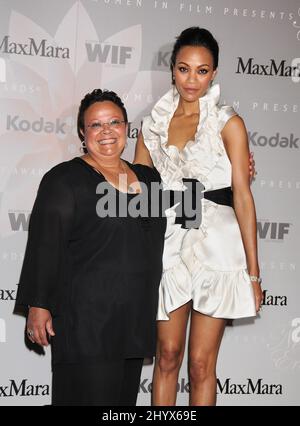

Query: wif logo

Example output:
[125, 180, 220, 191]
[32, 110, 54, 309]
[86, 43, 132, 65]
[0, 57, 6, 82]
[0, 319, 6, 343]
[257, 221, 290, 240]
[8, 212, 30, 232]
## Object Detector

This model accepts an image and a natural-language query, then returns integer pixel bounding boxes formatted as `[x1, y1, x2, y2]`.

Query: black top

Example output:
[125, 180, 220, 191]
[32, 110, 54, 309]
[16, 157, 166, 365]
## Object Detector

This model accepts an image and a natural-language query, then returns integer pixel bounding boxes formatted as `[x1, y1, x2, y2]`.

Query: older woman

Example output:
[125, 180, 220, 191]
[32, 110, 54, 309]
[16, 89, 166, 406]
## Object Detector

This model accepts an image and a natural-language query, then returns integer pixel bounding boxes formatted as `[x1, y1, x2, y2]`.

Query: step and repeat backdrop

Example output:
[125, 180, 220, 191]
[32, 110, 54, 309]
[0, 0, 299, 406]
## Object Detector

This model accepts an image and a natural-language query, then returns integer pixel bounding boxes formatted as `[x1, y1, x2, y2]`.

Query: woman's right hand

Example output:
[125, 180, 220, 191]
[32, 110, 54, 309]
[252, 282, 263, 313]
[26, 307, 55, 346]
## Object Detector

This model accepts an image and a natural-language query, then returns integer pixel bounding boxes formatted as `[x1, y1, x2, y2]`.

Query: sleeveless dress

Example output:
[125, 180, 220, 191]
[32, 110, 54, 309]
[142, 84, 256, 320]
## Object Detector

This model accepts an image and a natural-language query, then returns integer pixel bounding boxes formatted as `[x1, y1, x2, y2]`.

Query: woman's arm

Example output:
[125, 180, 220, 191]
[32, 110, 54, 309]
[133, 131, 153, 167]
[16, 168, 75, 344]
[222, 116, 263, 312]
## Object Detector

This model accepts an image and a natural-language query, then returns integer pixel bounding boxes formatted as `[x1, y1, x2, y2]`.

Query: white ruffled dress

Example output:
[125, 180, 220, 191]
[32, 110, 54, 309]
[142, 84, 256, 320]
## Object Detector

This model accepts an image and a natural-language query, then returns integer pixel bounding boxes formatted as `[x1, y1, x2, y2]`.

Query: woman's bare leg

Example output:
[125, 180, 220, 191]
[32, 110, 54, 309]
[188, 311, 226, 406]
[152, 302, 191, 406]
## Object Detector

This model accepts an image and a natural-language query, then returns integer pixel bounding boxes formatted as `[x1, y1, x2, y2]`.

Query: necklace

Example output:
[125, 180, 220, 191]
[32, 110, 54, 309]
[92, 160, 139, 193]
[120, 162, 138, 193]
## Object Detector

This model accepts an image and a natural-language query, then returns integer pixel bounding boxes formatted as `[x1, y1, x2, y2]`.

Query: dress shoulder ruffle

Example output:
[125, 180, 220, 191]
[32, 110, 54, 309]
[142, 84, 237, 191]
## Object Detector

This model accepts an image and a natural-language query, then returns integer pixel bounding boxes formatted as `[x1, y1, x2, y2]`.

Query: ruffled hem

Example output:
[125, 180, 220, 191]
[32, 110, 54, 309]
[157, 261, 192, 321]
[157, 263, 256, 321]
[192, 264, 256, 319]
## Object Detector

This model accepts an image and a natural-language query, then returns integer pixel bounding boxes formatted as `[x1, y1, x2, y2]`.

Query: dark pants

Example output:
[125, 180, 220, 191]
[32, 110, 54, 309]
[52, 358, 144, 406]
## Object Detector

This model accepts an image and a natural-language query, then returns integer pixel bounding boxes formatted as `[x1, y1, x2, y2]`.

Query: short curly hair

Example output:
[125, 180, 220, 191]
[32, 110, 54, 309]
[77, 89, 128, 143]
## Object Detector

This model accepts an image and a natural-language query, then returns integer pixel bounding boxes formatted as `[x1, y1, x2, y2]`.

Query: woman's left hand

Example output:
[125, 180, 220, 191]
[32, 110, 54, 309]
[249, 152, 257, 182]
[26, 307, 55, 346]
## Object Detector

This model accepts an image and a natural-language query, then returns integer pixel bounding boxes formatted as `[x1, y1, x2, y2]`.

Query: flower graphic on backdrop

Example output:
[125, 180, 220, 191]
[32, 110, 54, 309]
[0, 1, 154, 238]
[267, 319, 300, 371]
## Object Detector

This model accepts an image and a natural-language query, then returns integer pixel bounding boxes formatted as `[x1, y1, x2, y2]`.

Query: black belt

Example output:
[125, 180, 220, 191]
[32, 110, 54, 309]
[204, 186, 233, 207]
[168, 178, 233, 229]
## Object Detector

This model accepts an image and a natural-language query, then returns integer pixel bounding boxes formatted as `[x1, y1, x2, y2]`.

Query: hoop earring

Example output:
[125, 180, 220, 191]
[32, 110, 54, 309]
[80, 140, 86, 153]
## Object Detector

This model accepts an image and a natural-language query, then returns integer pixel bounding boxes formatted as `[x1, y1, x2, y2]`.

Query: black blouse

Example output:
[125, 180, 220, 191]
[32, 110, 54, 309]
[16, 158, 166, 365]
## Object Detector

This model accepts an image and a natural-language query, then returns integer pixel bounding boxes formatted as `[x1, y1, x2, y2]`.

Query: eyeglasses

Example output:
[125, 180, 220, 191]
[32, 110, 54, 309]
[86, 119, 126, 132]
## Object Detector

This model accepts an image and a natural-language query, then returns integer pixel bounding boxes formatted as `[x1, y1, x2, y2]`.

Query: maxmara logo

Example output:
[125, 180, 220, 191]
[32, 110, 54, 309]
[7, 115, 66, 135]
[0, 286, 17, 302]
[249, 131, 299, 149]
[236, 57, 299, 77]
[0, 57, 6, 82]
[262, 290, 287, 307]
[86, 42, 133, 65]
[257, 221, 291, 240]
[0, 35, 70, 58]
[0, 379, 49, 397]
[217, 378, 282, 395]
[127, 122, 140, 139]
[139, 378, 282, 395]
[0, 319, 6, 343]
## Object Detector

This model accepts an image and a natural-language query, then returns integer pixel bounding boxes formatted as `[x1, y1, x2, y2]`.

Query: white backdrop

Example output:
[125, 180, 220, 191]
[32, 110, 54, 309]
[0, 0, 299, 406]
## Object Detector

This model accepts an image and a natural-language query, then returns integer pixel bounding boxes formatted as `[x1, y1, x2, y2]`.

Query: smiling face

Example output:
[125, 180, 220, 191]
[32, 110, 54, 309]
[173, 45, 217, 103]
[82, 100, 127, 162]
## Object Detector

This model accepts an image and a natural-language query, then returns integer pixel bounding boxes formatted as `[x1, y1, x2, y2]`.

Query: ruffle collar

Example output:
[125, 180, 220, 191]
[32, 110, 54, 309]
[145, 84, 225, 190]
[148, 83, 221, 142]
